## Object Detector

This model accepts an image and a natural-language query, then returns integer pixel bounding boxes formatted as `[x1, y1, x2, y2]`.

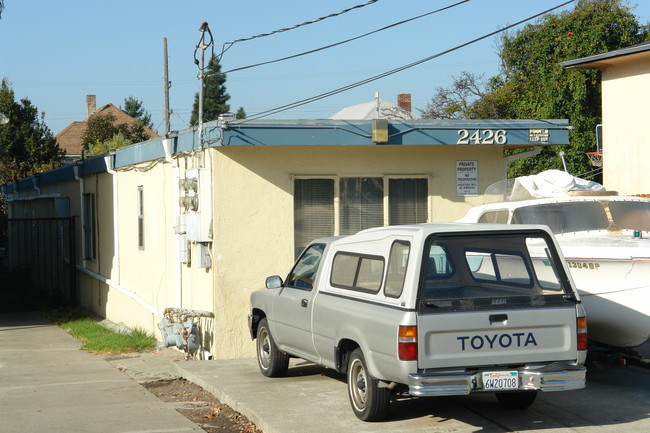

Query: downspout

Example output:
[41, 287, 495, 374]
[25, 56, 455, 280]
[12, 181, 19, 200]
[73, 164, 86, 268]
[31, 175, 41, 195]
[164, 136, 184, 308]
[104, 153, 120, 284]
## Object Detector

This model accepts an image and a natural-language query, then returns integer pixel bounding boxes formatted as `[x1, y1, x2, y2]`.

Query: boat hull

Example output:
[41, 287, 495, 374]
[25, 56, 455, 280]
[561, 256, 650, 347]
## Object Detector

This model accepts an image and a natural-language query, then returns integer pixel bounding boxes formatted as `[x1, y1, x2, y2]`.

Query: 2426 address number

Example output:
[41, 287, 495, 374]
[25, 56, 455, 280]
[457, 129, 507, 145]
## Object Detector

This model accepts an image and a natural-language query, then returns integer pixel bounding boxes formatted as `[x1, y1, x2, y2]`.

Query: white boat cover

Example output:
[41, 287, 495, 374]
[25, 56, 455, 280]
[509, 170, 606, 200]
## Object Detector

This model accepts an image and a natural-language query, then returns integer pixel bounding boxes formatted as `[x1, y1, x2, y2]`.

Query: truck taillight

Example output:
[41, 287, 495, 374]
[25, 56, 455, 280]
[577, 317, 588, 351]
[398, 325, 417, 361]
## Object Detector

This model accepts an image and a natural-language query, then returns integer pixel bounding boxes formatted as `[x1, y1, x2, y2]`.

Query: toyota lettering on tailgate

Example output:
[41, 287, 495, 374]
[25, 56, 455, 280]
[457, 332, 538, 351]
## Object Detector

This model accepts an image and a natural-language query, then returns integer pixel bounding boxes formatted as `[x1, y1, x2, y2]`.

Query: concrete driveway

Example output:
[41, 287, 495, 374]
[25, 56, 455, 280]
[176, 356, 650, 433]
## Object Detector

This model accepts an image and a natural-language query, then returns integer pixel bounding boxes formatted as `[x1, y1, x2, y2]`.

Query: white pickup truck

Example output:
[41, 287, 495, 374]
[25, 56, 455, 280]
[249, 223, 587, 421]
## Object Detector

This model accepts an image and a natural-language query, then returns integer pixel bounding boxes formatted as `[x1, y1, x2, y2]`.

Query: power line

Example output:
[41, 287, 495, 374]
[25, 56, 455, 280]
[242, 0, 576, 122]
[222, 0, 379, 48]
[224, 0, 471, 74]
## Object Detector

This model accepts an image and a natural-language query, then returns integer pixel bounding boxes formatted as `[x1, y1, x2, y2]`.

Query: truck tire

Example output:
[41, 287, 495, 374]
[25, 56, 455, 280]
[256, 318, 289, 377]
[495, 390, 537, 409]
[347, 348, 390, 421]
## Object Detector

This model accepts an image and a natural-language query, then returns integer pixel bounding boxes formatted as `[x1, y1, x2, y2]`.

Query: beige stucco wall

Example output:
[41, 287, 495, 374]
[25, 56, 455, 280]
[109, 158, 215, 345]
[600, 55, 650, 195]
[210, 144, 505, 358]
[7, 143, 507, 359]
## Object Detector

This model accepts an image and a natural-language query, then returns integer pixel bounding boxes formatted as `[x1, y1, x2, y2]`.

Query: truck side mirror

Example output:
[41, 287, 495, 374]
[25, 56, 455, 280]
[265, 275, 283, 289]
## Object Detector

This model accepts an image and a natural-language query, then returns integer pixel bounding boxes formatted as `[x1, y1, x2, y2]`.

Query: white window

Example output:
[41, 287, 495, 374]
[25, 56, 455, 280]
[340, 177, 384, 235]
[294, 176, 428, 256]
[137, 186, 144, 250]
[388, 178, 428, 226]
[293, 179, 334, 258]
[83, 193, 96, 260]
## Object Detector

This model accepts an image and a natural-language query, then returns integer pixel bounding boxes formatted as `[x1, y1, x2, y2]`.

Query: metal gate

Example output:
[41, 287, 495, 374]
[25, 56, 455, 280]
[7, 217, 77, 306]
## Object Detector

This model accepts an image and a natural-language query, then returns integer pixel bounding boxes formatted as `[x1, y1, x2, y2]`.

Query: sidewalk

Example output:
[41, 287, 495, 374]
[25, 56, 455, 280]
[4, 310, 650, 433]
[0, 312, 203, 433]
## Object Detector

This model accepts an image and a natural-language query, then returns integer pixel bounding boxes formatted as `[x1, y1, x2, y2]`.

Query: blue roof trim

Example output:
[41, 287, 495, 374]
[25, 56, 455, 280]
[0, 155, 107, 195]
[1, 119, 569, 195]
[220, 119, 569, 146]
[114, 136, 165, 168]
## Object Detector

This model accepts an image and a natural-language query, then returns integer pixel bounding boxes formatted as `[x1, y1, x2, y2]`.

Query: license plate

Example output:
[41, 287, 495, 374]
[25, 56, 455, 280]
[482, 371, 519, 390]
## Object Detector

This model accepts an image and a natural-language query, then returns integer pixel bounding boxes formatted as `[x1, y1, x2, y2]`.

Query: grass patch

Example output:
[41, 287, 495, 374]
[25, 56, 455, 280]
[45, 308, 157, 355]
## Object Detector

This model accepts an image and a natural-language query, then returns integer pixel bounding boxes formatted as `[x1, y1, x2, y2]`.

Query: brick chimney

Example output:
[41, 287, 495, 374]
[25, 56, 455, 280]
[397, 93, 412, 113]
[86, 95, 97, 117]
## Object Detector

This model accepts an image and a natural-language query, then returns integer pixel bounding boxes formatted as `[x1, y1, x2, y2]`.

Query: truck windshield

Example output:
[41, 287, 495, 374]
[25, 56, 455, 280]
[420, 232, 573, 312]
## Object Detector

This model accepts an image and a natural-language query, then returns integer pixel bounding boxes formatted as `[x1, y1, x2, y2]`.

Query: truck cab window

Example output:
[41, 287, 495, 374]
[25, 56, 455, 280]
[286, 244, 325, 290]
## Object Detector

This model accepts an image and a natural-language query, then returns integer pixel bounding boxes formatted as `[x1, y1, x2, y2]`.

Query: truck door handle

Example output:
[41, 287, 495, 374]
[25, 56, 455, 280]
[301, 299, 308, 308]
[489, 314, 508, 324]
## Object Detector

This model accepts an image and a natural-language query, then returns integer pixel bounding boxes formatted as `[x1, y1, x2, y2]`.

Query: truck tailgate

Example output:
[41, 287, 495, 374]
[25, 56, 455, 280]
[417, 307, 577, 369]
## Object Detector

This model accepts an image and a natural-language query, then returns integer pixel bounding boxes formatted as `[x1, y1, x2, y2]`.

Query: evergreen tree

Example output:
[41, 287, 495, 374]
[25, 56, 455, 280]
[236, 107, 247, 119]
[190, 55, 230, 126]
[121, 95, 153, 129]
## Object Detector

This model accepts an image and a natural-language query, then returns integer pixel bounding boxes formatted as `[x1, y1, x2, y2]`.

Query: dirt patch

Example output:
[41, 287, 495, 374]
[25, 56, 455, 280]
[144, 378, 262, 433]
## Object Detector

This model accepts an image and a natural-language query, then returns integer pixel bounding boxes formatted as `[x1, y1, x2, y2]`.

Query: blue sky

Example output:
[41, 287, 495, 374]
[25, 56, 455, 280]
[2, 0, 650, 135]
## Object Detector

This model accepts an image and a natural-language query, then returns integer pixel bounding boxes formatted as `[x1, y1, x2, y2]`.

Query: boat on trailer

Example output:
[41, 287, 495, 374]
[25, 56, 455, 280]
[459, 171, 650, 348]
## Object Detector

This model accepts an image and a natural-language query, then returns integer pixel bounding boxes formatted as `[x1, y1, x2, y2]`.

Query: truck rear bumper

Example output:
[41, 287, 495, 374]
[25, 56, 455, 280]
[408, 362, 586, 397]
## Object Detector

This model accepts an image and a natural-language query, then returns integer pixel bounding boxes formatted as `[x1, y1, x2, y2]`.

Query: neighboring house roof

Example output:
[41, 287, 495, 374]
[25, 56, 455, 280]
[561, 42, 650, 69]
[55, 103, 159, 158]
[330, 98, 419, 120]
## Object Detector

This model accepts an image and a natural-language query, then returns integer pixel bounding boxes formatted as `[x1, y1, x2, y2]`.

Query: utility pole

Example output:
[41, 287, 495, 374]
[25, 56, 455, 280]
[163, 37, 171, 138]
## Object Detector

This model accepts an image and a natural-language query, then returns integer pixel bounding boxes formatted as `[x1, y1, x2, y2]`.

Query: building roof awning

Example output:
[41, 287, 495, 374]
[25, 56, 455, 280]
[221, 118, 569, 147]
[2, 118, 569, 195]
[561, 42, 650, 69]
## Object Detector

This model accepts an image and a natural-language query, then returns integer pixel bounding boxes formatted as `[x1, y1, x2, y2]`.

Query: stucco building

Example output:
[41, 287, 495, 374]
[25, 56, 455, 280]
[2, 117, 569, 359]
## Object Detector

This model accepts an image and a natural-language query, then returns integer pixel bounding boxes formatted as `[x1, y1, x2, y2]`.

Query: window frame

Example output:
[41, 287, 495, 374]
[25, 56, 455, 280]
[137, 186, 144, 250]
[285, 243, 326, 291]
[292, 175, 430, 256]
[83, 192, 96, 260]
[384, 240, 411, 298]
[330, 251, 385, 294]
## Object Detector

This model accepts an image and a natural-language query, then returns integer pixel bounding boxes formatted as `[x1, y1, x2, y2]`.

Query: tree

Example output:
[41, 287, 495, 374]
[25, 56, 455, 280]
[82, 113, 149, 155]
[85, 132, 132, 157]
[499, 0, 648, 178]
[121, 96, 153, 130]
[421, 0, 649, 179]
[0, 78, 63, 187]
[420, 72, 490, 119]
[190, 55, 230, 126]
[235, 107, 247, 119]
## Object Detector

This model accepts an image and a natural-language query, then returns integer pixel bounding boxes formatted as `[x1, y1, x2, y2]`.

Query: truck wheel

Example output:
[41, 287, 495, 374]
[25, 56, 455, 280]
[495, 390, 537, 409]
[256, 318, 289, 377]
[347, 348, 390, 421]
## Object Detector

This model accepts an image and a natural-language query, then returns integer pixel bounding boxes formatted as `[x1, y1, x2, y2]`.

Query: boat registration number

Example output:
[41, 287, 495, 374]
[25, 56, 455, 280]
[482, 371, 519, 390]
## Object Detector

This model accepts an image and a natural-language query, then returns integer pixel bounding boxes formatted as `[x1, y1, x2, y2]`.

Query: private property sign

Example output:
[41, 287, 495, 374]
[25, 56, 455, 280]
[456, 160, 478, 197]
